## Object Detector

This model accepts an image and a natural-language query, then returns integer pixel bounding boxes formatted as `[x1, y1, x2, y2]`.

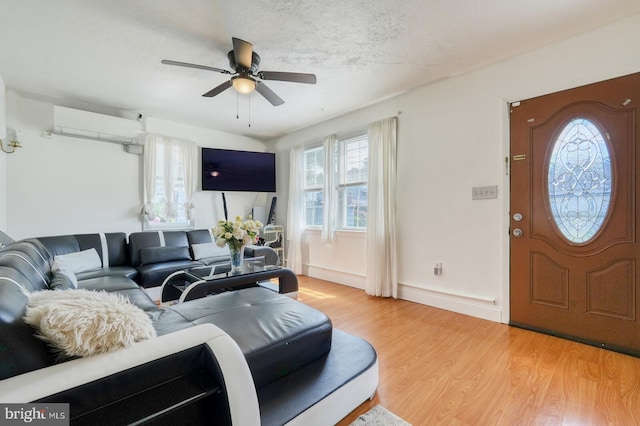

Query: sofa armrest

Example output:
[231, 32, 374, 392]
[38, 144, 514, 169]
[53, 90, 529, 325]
[245, 245, 280, 266]
[0, 324, 260, 426]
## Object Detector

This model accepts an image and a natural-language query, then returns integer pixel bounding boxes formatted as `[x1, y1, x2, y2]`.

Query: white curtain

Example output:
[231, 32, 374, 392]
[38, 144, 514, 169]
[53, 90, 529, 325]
[142, 137, 158, 217]
[286, 146, 305, 274]
[143, 134, 196, 222]
[178, 139, 197, 220]
[321, 134, 337, 244]
[365, 117, 398, 298]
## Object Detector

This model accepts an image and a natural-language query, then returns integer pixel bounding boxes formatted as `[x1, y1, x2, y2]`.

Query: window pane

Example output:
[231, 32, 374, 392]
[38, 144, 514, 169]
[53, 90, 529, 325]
[343, 184, 368, 228]
[548, 117, 612, 243]
[342, 135, 368, 185]
[305, 190, 323, 226]
[338, 134, 368, 229]
[304, 146, 324, 189]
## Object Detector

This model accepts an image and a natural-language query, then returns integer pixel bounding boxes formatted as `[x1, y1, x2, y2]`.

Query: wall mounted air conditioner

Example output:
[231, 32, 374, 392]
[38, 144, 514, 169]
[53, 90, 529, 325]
[52, 106, 145, 152]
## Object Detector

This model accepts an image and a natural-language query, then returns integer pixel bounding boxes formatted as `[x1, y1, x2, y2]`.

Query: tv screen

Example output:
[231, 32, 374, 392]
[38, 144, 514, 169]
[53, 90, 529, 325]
[202, 148, 276, 192]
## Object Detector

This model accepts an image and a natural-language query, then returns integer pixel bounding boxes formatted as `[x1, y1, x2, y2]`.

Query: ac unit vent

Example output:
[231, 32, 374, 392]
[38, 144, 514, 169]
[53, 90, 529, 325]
[52, 106, 144, 146]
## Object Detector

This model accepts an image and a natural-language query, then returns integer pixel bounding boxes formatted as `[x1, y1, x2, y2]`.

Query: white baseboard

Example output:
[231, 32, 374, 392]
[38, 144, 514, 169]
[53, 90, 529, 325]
[303, 265, 503, 323]
[306, 264, 365, 289]
[398, 283, 503, 323]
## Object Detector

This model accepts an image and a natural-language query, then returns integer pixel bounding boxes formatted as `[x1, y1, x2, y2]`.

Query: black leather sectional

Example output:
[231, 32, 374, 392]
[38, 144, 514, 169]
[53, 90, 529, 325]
[0, 232, 378, 425]
[37, 229, 280, 288]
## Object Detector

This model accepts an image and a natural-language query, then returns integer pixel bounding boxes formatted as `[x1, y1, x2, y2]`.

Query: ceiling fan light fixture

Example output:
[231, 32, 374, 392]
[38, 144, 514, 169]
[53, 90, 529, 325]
[162, 37, 316, 106]
[231, 75, 256, 94]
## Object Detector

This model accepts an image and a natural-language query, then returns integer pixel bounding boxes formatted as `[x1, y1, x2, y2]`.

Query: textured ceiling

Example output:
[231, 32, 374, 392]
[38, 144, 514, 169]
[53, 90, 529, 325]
[0, 0, 639, 140]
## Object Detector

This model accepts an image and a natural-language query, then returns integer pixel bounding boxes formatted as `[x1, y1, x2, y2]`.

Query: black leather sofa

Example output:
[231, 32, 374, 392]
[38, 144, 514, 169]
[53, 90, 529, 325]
[36, 229, 280, 288]
[0, 235, 378, 425]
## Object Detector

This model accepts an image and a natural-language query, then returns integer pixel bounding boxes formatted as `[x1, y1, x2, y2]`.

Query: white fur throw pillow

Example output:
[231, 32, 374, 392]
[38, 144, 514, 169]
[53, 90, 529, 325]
[24, 289, 156, 358]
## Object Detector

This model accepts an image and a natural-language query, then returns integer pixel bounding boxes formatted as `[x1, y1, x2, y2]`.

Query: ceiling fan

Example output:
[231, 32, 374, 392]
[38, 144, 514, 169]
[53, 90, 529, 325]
[161, 37, 317, 106]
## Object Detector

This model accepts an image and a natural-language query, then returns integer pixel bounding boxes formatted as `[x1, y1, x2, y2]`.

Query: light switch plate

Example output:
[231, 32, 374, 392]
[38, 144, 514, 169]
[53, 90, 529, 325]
[472, 185, 498, 200]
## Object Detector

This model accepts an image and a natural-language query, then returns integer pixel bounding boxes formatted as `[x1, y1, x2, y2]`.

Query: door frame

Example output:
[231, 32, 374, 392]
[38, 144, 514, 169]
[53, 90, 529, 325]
[501, 99, 512, 325]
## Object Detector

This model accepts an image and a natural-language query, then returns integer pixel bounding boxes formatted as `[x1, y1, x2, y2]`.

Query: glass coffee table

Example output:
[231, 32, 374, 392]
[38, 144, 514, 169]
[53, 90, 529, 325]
[160, 260, 298, 304]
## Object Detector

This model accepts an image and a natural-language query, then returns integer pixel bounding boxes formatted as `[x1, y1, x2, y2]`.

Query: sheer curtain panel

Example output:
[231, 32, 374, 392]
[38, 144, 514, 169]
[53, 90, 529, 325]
[286, 146, 305, 274]
[365, 117, 398, 297]
[321, 134, 337, 244]
[142, 134, 196, 229]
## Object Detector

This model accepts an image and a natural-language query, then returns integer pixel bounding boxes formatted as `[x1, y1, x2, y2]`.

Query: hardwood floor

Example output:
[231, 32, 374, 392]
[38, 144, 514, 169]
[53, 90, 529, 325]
[296, 276, 640, 425]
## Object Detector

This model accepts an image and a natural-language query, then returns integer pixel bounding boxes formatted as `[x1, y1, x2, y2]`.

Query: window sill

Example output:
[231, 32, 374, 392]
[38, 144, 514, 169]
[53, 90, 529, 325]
[304, 228, 367, 239]
[304, 227, 366, 233]
[143, 222, 194, 232]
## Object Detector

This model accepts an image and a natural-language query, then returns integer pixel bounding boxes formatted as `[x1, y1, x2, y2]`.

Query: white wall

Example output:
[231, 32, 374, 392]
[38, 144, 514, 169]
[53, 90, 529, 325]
[270, 14, 640, 323]
[5, 92, 269, 240]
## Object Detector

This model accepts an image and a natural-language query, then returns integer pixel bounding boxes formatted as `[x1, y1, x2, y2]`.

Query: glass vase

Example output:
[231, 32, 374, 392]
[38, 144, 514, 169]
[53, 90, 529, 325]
[228, 243, 245, 273]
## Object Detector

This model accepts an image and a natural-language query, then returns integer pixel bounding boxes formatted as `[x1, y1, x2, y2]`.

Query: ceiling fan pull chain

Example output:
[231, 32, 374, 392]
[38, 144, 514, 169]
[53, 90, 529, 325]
[236, 91, 239, 119]
[248, 95, 251, 128]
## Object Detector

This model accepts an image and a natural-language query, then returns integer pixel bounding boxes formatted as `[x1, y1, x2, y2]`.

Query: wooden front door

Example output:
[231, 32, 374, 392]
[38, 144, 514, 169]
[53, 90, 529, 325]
[510, 72, 640, 354]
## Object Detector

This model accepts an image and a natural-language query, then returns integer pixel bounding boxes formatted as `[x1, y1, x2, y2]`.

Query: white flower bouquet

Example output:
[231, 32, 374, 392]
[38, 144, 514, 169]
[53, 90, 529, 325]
[212, 215, 263, 251]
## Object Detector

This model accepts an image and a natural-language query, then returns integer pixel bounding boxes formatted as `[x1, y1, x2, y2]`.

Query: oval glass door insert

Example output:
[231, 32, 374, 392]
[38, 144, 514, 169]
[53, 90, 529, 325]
[548, 117, 612, 243]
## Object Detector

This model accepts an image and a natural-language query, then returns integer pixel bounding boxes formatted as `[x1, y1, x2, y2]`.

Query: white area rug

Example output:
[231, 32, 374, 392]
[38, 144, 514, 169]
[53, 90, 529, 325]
[349, 405, 411, 426]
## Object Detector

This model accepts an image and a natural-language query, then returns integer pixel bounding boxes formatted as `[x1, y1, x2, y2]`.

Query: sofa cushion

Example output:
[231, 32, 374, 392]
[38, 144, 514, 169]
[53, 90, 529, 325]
[38, 233, 130, 269]
[166, 287, 333, 389]
[139, 246, 191, 265]
[186, 229, 214, 245]
[128, 231, 191, 267]
[36, 235, 80, 258]
[76, 266, 138, 281]
[24, 289, 157, 359]
[78, 276, 158, 311]
[49, 268, 77, 290]
[54, 248, 102, 274]
[0, 241, 52, 292]
[0, 271, 56, 380]
[0, 320, 55, 380]
[75, 233, 129, 267]
[192, 243, 229, 261]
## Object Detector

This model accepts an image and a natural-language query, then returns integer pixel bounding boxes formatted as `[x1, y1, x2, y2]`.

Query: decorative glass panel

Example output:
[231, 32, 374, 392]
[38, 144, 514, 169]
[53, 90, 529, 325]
[548, 118, 612, 243]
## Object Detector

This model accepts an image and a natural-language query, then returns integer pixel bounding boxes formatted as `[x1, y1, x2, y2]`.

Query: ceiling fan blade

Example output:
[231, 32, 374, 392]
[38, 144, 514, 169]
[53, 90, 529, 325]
[161, 59, 230, 74]
[258, 71, 317, 84]
[255, 81, 284, 106]
[202, 80, 233, 97]
[232, 37, 253, 70]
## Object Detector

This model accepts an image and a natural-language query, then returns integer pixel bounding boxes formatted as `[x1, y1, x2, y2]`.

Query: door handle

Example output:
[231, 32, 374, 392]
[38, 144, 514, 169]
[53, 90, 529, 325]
[512, 228, 523, 237]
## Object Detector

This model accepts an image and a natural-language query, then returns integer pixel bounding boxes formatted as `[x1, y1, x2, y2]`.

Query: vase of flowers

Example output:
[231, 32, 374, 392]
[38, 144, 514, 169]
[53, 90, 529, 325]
[212, 215, 263, 272]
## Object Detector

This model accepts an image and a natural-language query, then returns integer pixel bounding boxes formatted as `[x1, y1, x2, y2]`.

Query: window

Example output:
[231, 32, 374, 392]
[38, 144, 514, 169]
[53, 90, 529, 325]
[338, 134, 368, 229]
[304, 146, 324, 227]
[302, 133, 368, 230]
[143, 135, 196, 230]
[548, 117, 612, 243]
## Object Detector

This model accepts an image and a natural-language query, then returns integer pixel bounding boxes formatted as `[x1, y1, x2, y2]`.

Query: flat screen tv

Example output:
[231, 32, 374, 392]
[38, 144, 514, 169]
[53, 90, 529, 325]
[202, 148, 276, 192]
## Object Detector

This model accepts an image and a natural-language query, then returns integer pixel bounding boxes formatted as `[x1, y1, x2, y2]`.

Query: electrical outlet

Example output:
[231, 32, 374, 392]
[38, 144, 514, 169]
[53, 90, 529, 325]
[434, 261, 443, 276]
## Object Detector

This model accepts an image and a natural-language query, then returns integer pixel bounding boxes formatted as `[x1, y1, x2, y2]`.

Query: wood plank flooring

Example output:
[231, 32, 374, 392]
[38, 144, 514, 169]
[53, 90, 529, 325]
[296, 276, 640, 425]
